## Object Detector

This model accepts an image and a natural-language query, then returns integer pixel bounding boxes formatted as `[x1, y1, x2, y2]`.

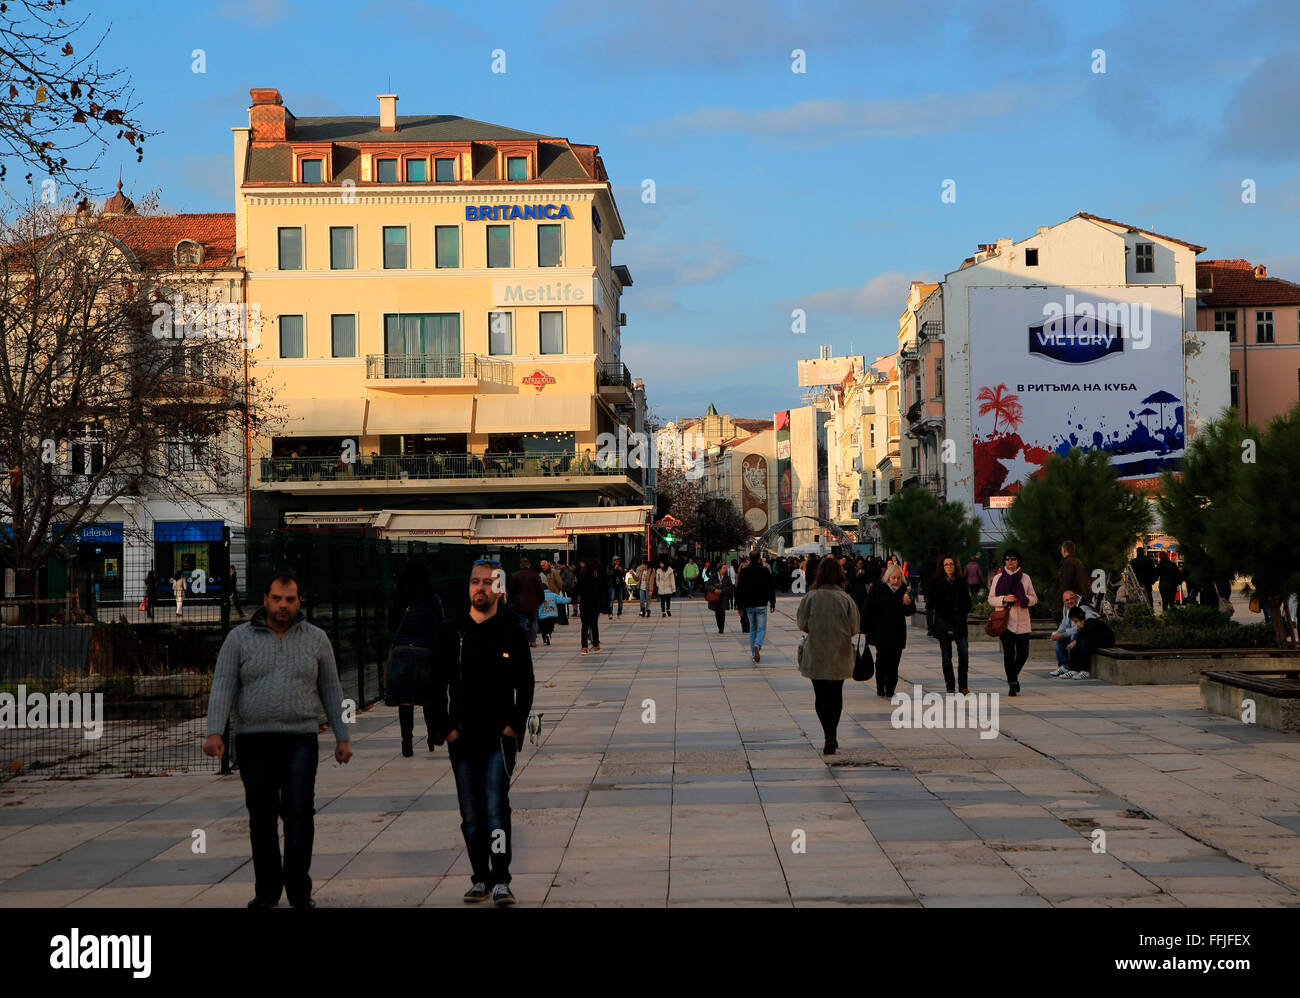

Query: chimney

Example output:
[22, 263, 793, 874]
[248, 88, 294, 141]
[378, 94, 398, 132]
[996, 237, 1013, 254]
[1037, 226, 1048, 236]
[1254, 264, 1267, 279]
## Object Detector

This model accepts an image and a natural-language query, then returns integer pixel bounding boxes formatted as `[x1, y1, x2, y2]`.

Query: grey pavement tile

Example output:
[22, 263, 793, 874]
[0, 859, 140, 891]
[1264, 815, 1300, 834]
[0, 807, 78, 826]
[1127, 860, 1267, 878]
[585, 788, 674, 806]
[752, 769, 833, 782]
[336, 850, 460, 879]
[671, 786, 760, 805]
[224, 852, 353, 883]
[862, 819, 979, 842]
[406, 795, 465, 812]
[962, 817, 1080, 841]
[318, 795, 418, 814]
[56, 837, 177, 864]
[758, 785, 847, 804]
[108, 855, 249, 887]
[511, 791, 588, 809]
[46, 805, 162, 824]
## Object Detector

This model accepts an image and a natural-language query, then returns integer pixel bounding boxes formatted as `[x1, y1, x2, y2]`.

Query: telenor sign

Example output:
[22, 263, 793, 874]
[522, 370, 556, 392]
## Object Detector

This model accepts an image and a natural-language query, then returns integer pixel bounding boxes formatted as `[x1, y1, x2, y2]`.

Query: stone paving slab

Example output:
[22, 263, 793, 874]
[2, 596, 1299, 907]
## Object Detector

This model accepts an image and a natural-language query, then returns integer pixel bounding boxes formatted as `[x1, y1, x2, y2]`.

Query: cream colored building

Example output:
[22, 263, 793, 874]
[234, 88, 645, 537]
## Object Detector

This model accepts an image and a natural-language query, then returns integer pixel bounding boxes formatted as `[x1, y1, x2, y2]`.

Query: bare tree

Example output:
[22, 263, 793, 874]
[0, 194, 267, 618]
[0, 0, 151, 192]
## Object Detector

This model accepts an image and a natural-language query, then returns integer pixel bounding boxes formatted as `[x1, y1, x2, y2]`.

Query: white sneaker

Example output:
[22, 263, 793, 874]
[1061, 671, 1076, 679]
[1073, 671, 1091, 680]
[1049, 667, 1066, 677]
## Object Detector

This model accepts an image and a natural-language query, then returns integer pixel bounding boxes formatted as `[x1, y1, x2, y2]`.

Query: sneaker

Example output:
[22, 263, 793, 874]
[581, 647, 589, 655]
[593, 645, 602, 653]
[492, 883, 516, 906]
[1073, 671, 1091, 680]
[1048, 667, 1066, 677]
[752, 647, 760, 663]
[1061, 671, 1075, 680]
[463, 882, 489, 903]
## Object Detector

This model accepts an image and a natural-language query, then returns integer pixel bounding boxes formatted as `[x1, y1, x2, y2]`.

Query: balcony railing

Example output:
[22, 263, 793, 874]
[919, 320, 943, 341]
[260, 451, 643, 484]
[364, 353, 509, 381]
[599, 361, 632, 389]
[905, 400, 923, 424]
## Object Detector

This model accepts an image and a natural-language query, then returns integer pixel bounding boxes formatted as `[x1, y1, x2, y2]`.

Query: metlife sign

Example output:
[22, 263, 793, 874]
[969, 285, 1185, 507]
[492, 277, 601, 311]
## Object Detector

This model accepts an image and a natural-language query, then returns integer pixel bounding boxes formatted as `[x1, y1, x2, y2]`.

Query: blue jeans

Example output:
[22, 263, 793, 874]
[746, 606, 767, 653]
[449, 737, 517, 886]
[1054, 637, 1071, 667]
[237, 732, 319, 905]
[516, 611, 537, 643]
[608, 585, 623, 615]
[639, 588, 650, 614]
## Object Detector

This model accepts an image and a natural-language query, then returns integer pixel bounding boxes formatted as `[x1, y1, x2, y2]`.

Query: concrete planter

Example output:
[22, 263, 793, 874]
[1092, 647, 1300, 685]
[1201, 670, 1300, 733]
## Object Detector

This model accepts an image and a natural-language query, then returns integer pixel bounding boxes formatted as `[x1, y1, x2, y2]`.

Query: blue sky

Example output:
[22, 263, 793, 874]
[17, 0, 1300, 422]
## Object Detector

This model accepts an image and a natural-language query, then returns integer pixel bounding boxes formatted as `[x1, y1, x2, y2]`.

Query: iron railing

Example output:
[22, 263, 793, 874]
[364, 353, 509, 381]
[599, 361, 632, 389]
[260, 451, 640, 483]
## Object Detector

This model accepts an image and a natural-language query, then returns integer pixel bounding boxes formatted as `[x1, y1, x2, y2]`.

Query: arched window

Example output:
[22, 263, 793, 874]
[175, 240, 204, 266]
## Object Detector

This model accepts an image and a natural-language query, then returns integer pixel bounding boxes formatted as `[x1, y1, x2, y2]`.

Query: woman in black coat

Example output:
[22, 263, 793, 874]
[859, 564, 916, 698]
[1156, 553, 1182, 612]
[576, 561, 606, 654]
[387, 561, 445, 757]
[927, 555, 972, 694]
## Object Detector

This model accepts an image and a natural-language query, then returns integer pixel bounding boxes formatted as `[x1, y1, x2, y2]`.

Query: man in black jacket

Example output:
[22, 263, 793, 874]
[736, 553, 774, 662]
[435, 560, 534, 906]
[860, 564, 915, 698]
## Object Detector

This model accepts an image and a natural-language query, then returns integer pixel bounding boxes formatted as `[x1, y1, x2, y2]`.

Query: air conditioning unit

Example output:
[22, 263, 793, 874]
[618, 313, 627, 327]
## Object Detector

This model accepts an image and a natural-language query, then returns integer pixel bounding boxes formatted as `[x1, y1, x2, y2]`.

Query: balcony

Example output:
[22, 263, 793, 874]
[905, 400, 923, 425]
[920, 473, 944, 496]
[259, 451, 643, 489]
[598, 361, 633, 402]
[919, 320, 943, 342]
[364, 353, 511, 386]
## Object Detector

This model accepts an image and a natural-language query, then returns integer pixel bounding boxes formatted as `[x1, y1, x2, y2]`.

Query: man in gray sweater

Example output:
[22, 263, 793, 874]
[203, 572, 352, 908]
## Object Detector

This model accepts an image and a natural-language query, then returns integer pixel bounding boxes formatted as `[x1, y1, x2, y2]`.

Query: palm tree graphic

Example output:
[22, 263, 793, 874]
[977, 384, 1024, 436]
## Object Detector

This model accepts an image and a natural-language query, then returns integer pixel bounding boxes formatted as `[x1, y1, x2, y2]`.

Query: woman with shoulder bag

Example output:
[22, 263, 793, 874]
[707, 569, 734, 633]
[988, 549, 1037, 696]
[796, 558, 861, 755]
[928, 554, 972, 694]
[386, 561, 445, 756]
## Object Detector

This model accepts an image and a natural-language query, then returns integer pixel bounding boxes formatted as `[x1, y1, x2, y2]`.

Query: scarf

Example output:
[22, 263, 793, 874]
[994, 568, 1027, 605]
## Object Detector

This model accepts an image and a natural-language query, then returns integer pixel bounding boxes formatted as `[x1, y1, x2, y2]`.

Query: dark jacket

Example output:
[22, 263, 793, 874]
[926, 574, 971, 638]
[1056, 555, 1090, 605]
[1130, 553, 1155, 589]
[736, 564, 773, 609]
[437, 608, 534, 749]
[576, 569, 607, 617]
[1157, 559, 1182, 590]
[860, 580, 916, 648]
[1075, 616, 1116, 649]
[388, 584, 443, 650]
[848, 568, 871, 607]
[508, 569, 546, 615]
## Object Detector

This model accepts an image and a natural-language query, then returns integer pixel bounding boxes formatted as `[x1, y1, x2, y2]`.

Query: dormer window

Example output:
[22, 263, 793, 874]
[404, 158, 426, 182]
[506, 156, 528, 181]
[375, 158, 398, 183]
[301, 158, 324, 183]
[174, 240, 204, 266]
[435, 157, 457, 182]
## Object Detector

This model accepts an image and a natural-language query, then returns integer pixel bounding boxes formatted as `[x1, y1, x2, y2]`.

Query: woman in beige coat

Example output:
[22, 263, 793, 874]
[796, 558, 861, 755]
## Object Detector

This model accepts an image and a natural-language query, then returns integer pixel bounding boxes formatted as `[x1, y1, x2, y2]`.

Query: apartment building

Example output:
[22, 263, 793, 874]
[898, 281, 945, 495]
[234, 88, 648, 549]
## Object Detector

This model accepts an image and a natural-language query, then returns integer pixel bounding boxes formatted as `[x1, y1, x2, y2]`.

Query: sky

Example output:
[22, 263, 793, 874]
[10, 0, 1300, 423]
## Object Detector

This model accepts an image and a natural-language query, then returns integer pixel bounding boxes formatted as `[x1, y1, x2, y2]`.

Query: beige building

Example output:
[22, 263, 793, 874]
[232, 88, 646, 545]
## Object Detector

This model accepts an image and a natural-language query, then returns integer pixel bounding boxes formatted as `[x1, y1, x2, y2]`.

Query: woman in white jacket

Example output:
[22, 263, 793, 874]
[655, 558, 676, 617]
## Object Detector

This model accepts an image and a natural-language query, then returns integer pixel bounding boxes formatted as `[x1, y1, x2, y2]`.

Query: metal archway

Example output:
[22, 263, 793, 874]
[753, 516, 857, 558]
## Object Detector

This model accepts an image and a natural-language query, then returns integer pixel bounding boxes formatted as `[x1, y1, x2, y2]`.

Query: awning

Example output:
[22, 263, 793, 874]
[284, 511, 379, 527]
[471, 516, 560, 544]
[373, 511, 478, 538]
[556, 507, 650, 535]
[280, 398, 366, 435]
[366, 396, 475, 435]
[475, 394, 591, 433]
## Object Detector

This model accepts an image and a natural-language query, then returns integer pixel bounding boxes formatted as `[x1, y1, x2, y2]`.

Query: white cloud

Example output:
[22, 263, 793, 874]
[786, 272, 937, 319]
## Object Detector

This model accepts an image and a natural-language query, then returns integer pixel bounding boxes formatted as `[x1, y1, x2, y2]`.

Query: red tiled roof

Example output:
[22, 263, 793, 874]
[1075, 212, 1206, 253]
[1197, 259, 1300, 306]
[96, 213, 237, 269]
[732, 418, 774, 432]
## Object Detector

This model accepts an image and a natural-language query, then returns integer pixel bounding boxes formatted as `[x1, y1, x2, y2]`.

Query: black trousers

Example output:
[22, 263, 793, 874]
[659, 594, 672, 614]
[236, 732, 319, 905]
[811, 679, 844, 741]
[713, 602, 727, 632]
[875, 644, 903, 696]
[999, 631, 1030, 684]
[581, 612, 600, 648]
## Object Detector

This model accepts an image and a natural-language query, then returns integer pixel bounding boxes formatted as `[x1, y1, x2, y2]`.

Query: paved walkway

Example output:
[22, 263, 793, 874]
[2, 595, 1298, 907]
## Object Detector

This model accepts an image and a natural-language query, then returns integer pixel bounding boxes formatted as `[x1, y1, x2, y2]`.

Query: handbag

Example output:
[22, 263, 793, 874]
[985, 606, 1010, 637]
[852, 633, 875, 682]
[138, 598, 148, 612]
[706, 588, 720, 604]
[1249, 595, 1260, 613]
[385, 607, 435, 706]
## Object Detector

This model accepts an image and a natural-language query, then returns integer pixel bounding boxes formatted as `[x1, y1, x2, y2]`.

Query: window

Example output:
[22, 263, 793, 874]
[1135, 242, 1154, 274]
[488, 311, 513, 354]
[375, 158, 397, 183]
[383, 226, 407, 269]
[540, 311, 564, 354]
[506, 156, 528, 180]
[1215, 309, 1237, 343]
[331, 315, 356, 358]
[165, 441, 198, 473]
[913, 374, 922, 404]
[301, 158, 323, 183]
[330, 226, 355, 270]
[384, 313, 461, 358]
[279, 315, 305, 358]
[1024, 248, 1039, 267]
[870, 424, 875, 448]
[188, 350, 203, 380]
[935, 358, 943, 396]
[1229, 370, 1239, 409]
[435, 225, 459, 268]
[435, 157, 456, 182]
[1256, 309, 1275, 343]
[487, 225, 510, 268]
[71, 439, 105, 475]
[404, 158, 426, 182]
[537, 224, 562, 267]
[592, 205, 602, 233]
[277, 227, 303, 270]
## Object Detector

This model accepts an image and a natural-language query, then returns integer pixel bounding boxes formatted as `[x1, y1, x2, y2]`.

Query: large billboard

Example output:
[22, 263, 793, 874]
[741, 454, 769, 535]
[797, 356, 863, 387]
[969, 285, 1185, 507]
[775, 410, 792, 523]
